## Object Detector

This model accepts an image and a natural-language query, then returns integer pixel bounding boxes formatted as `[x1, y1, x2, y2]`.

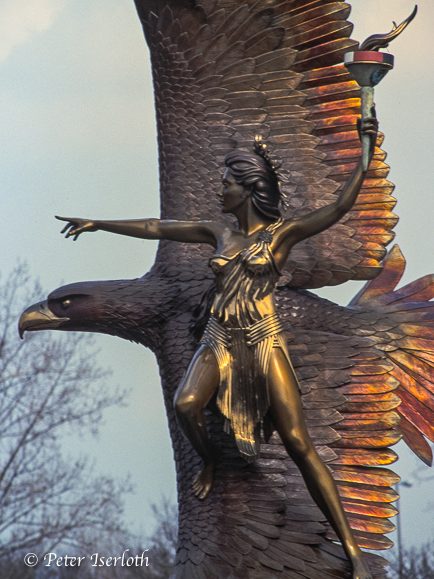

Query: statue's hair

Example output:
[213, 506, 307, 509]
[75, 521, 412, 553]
[224, 136, 282, 220]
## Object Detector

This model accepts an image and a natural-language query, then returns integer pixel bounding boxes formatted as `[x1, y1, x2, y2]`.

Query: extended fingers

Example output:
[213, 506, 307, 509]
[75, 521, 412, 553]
[56, 215, 87, 235]
[55, 215, 78, 225]
[56, 215, 77, 235]
[62, 223, 80, 235]
[63, 224, 81, 238]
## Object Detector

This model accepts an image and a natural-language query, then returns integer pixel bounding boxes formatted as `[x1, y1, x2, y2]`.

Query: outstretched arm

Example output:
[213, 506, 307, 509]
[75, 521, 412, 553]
[276, 115, 378, 247]
[56, 216, 225, 247]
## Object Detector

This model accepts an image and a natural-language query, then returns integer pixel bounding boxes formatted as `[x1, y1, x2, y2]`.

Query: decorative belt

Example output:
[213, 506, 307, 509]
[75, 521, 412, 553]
[203, 313, 284, 348]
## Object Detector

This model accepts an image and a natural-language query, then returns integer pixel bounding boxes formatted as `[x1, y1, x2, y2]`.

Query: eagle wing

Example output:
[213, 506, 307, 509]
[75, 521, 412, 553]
[348, 246, 434, 468]
[186, 248, 434, 576]
[169, 281, 403, 577]
[17, 2, 431, 576]
[277, 245, 434, 557]
[134, 0, 395, 287]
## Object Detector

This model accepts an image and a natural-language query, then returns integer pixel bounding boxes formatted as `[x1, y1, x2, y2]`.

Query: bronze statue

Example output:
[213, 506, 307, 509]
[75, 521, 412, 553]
[56, 119, 377, 577]
[19, 2, 433, 578]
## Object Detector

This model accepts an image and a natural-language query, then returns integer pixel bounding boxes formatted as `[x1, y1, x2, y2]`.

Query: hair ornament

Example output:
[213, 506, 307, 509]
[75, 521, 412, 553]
[254, 135, 280, 171]
[254, 135, 287, 210]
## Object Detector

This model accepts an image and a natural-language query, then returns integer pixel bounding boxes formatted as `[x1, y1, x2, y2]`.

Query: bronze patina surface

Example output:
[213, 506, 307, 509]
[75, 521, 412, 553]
[19, 2, 432, 578]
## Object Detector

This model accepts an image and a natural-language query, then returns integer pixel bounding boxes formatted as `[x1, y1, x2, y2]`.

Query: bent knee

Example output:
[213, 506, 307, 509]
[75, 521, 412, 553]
[174, 391, 200, 418]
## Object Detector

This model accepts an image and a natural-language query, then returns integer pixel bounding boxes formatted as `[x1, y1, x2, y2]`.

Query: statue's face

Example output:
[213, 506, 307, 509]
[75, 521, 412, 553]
[221, 168, 249, 214]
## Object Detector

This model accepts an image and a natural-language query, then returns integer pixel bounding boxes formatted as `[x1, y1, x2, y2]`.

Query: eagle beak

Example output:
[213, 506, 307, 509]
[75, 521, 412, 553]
[18, 301, 70, 339]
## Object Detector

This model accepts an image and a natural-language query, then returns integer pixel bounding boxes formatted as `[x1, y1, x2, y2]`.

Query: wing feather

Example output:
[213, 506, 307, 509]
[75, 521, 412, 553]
[132, 1, 433, 574]
[135, 0, 397, 286]
[349, 246, 434, 468]
[282, 325, 399, 553]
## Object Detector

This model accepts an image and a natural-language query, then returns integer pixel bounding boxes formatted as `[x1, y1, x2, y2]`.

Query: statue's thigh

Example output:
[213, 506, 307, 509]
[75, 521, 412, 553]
[267, 347, 309, 435]
[175, 345, 220, 407]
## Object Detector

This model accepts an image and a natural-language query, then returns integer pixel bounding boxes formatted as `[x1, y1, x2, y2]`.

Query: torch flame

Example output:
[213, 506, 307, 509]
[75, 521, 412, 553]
[359, 5, 418, 51]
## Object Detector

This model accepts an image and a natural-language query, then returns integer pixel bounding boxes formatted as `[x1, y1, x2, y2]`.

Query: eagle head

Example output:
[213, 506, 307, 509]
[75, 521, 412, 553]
[18, 276, 166, 349]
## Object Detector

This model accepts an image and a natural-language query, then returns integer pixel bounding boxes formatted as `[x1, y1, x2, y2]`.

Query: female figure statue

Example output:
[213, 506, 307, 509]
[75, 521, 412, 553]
[58, 115, 377, 579]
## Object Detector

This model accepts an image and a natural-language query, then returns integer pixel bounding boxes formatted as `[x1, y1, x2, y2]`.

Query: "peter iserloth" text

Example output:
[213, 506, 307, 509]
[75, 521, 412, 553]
[43, 549, 150, 567]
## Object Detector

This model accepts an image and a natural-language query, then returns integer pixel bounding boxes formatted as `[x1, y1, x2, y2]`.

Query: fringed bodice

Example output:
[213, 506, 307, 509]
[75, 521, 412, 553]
[201, 219, 291, 459]
[209, 219, 283, 327]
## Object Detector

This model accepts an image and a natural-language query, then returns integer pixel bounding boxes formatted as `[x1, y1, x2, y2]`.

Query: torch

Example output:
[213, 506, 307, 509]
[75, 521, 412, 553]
[344, 5, 418, 171]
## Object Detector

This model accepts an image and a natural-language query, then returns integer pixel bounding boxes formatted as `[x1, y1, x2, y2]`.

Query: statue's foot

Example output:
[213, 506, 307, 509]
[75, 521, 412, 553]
[352, 556, 373, 579]
[192, 462, 214, 500]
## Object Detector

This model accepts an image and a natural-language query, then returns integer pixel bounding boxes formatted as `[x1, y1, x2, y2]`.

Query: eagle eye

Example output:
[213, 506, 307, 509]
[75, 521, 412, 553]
[61, 298, 72, 310]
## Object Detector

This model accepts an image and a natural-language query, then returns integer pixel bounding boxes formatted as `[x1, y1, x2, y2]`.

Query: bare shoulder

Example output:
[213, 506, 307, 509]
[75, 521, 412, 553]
[205, 220, 230, 237]
[194, 219, 229, 245]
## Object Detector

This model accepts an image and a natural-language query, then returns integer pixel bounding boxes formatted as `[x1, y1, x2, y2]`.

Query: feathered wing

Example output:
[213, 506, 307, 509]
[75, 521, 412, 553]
[159, 245, 433, 576]
[134, 0, 395, 286]
[240, 251, 431, 573]
[14, 2, 431, 577]
[128, 0, 434, 575]
[283, 324, 399, 554]
[348, 246, 434, 467]
[162, 300, 392, 577]
[278, 245, 434, 556]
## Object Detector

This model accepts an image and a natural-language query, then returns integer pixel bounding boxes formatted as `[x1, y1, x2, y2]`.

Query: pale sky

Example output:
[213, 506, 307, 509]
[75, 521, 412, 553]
[1, 0, 433, 551]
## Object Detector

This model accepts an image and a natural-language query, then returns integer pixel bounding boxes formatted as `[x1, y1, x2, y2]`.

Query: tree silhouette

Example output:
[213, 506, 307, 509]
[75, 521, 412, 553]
[387, 542, 434, 579]
[0, 265, 131, 577]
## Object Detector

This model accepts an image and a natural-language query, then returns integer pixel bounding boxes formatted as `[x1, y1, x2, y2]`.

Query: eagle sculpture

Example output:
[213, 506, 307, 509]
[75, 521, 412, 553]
[19, 1, 433, 578]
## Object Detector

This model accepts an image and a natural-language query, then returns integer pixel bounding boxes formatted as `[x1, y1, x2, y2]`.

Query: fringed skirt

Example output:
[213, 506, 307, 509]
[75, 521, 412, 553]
[200, 313, 290, 460]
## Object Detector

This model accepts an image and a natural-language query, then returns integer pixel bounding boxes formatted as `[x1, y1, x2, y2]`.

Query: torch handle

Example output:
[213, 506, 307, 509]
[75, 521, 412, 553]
[360, 86, 374, 171]
[361, 86, 374, 171]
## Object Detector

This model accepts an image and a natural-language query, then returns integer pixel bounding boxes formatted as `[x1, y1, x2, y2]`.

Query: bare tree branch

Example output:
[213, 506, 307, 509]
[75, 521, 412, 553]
[0, 265, 132, 564]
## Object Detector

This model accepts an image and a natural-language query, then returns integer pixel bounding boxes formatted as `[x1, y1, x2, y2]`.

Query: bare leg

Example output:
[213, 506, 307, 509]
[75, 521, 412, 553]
[174, 345, 220, 499]
[268, 348, 372, 579]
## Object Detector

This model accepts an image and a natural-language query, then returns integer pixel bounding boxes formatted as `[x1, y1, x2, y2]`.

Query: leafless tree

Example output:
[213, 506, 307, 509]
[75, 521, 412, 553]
[0, 265, 132, 577]
[141, 499, 177, 579]
[0, 493, 177, 579]
[387, 542, 434, 578]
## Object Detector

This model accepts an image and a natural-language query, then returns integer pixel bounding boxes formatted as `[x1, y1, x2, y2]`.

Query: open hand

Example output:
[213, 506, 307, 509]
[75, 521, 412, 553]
[55, 216, 97, 240]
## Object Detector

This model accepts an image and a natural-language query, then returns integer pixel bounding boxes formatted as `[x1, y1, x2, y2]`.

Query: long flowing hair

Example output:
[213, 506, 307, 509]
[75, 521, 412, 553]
[224, 136, 282, 220]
